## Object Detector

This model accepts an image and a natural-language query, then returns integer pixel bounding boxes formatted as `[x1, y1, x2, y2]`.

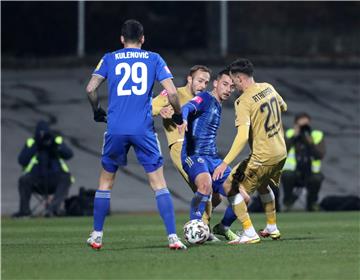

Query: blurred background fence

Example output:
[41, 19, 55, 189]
[2, 1, 360, 66]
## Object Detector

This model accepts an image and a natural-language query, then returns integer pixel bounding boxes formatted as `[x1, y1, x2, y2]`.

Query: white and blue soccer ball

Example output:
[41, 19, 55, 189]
[183, 219, 210, 245]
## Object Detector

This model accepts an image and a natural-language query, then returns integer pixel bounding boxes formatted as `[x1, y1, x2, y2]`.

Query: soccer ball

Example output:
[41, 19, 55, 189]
[183, 219, 210, 245]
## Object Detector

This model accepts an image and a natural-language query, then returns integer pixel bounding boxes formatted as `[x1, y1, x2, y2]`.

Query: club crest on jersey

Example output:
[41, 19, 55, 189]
[197, 157, 205, 163]
[192, 96, 203, 104]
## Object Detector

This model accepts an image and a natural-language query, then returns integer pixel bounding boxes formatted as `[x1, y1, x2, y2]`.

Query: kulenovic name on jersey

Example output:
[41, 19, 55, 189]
[115, 52, 149, 59]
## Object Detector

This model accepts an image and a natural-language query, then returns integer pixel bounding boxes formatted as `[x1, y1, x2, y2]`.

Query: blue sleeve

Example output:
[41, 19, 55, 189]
[182, 102, 197, 121]
[155, 54, 173, 82]
[93, 54, 108, 79]
[182, 93, 209, 120]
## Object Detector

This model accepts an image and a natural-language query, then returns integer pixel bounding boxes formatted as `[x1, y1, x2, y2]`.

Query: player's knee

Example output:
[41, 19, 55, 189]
[99, 169, 116, 190]
[147, 168, 167, 190]
[197, 181, 212, 195]
[239, 187, 251, 205]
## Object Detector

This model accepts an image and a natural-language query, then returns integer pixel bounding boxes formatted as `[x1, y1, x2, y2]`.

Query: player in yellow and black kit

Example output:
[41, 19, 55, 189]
[213, 58, 287, 244]
[152, 65, 238, 241]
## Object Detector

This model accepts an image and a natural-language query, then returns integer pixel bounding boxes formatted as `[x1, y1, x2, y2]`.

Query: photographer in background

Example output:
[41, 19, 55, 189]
[281, 113, 326, 211]
[12, 121, 73, 218]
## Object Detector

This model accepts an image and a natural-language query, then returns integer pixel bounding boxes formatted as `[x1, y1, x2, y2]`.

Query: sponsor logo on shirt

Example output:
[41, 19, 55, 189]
[192, 96, 203, 104]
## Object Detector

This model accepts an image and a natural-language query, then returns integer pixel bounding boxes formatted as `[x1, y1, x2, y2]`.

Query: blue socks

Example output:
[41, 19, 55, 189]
[221, 205, 237, 227]
[155, 188, 176, 235]
[93, 190, 111, 231]
[190, 191, 210, 220]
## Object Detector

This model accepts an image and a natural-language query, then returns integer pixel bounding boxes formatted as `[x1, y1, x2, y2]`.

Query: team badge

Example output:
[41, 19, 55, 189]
[197, 157, 205, 163]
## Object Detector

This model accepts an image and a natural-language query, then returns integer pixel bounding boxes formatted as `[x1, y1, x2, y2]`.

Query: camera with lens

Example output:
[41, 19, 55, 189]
[38, 131, 54, 149]
[300, 124, 311, 138]
[294, 124, 312, 143]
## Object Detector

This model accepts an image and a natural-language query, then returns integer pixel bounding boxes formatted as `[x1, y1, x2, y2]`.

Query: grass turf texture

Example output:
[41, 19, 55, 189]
[2, 212, 359, 279]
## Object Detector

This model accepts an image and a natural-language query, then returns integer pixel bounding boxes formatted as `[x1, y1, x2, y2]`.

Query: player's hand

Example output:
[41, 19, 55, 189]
[94, 107, 107, 123]
[212, 162, 228, 181]
[159, 105, 174, 119]
[177, 120, 187, 134]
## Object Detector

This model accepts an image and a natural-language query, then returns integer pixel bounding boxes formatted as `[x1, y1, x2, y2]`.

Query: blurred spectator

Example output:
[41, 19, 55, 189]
[282, 113, 326, 211]
[12, 121, 73, 218]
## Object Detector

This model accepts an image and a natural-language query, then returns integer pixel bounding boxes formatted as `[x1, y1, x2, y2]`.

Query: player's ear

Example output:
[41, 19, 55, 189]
[213, 79, 218, 89]
[120, 36, 125, 45]
[187, 75, 192, 85]
[140, 35, 145, 44]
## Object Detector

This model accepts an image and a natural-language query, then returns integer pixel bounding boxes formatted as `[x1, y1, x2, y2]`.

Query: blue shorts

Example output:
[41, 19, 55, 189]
[101, 132, 163, 173]
[182, 154, 231, 196]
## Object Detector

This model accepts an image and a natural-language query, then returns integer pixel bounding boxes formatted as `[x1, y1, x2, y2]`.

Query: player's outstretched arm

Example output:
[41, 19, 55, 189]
[213, 125, 249, 180]
[86, 75, 107, 123]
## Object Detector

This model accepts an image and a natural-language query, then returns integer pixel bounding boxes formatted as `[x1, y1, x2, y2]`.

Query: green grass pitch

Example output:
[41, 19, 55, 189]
[2, 211, 359, 279]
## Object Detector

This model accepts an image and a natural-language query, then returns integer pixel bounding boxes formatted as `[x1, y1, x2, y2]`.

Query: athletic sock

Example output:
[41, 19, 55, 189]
[228, 193, 256, 237]
[155, 188, 176, 235]
[201, 197, 213, 225]
[93, 190, 111, 232]
[260, 186, 277, 226]
[190, 191, 210, 220]
[220, 205, 238, 229]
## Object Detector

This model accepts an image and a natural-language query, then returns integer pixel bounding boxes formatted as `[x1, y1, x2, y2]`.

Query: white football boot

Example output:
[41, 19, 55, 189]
[228, 231, 260, 244]
[168, 235, 187, 250]
[87, 231, 103, 250]
[259, 226, 281, 240]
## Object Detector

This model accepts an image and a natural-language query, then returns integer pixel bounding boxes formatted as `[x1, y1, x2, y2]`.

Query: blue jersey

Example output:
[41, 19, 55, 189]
[93, 48, 173, 135]
[182, 91, 222, 157]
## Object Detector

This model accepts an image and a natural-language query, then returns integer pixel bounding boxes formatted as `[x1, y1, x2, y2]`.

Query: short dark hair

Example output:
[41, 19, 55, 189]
[121, 19, 144, 43]
[188, 65, 212, 78]
[294, 112, 311, 123]
[216, 68, 231, 80]
[228, 58, 254, 77]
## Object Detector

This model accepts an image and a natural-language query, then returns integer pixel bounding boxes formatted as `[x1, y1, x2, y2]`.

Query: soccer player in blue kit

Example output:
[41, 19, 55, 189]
[181, 69, 238, 237]
[85, 19, 187, 250]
